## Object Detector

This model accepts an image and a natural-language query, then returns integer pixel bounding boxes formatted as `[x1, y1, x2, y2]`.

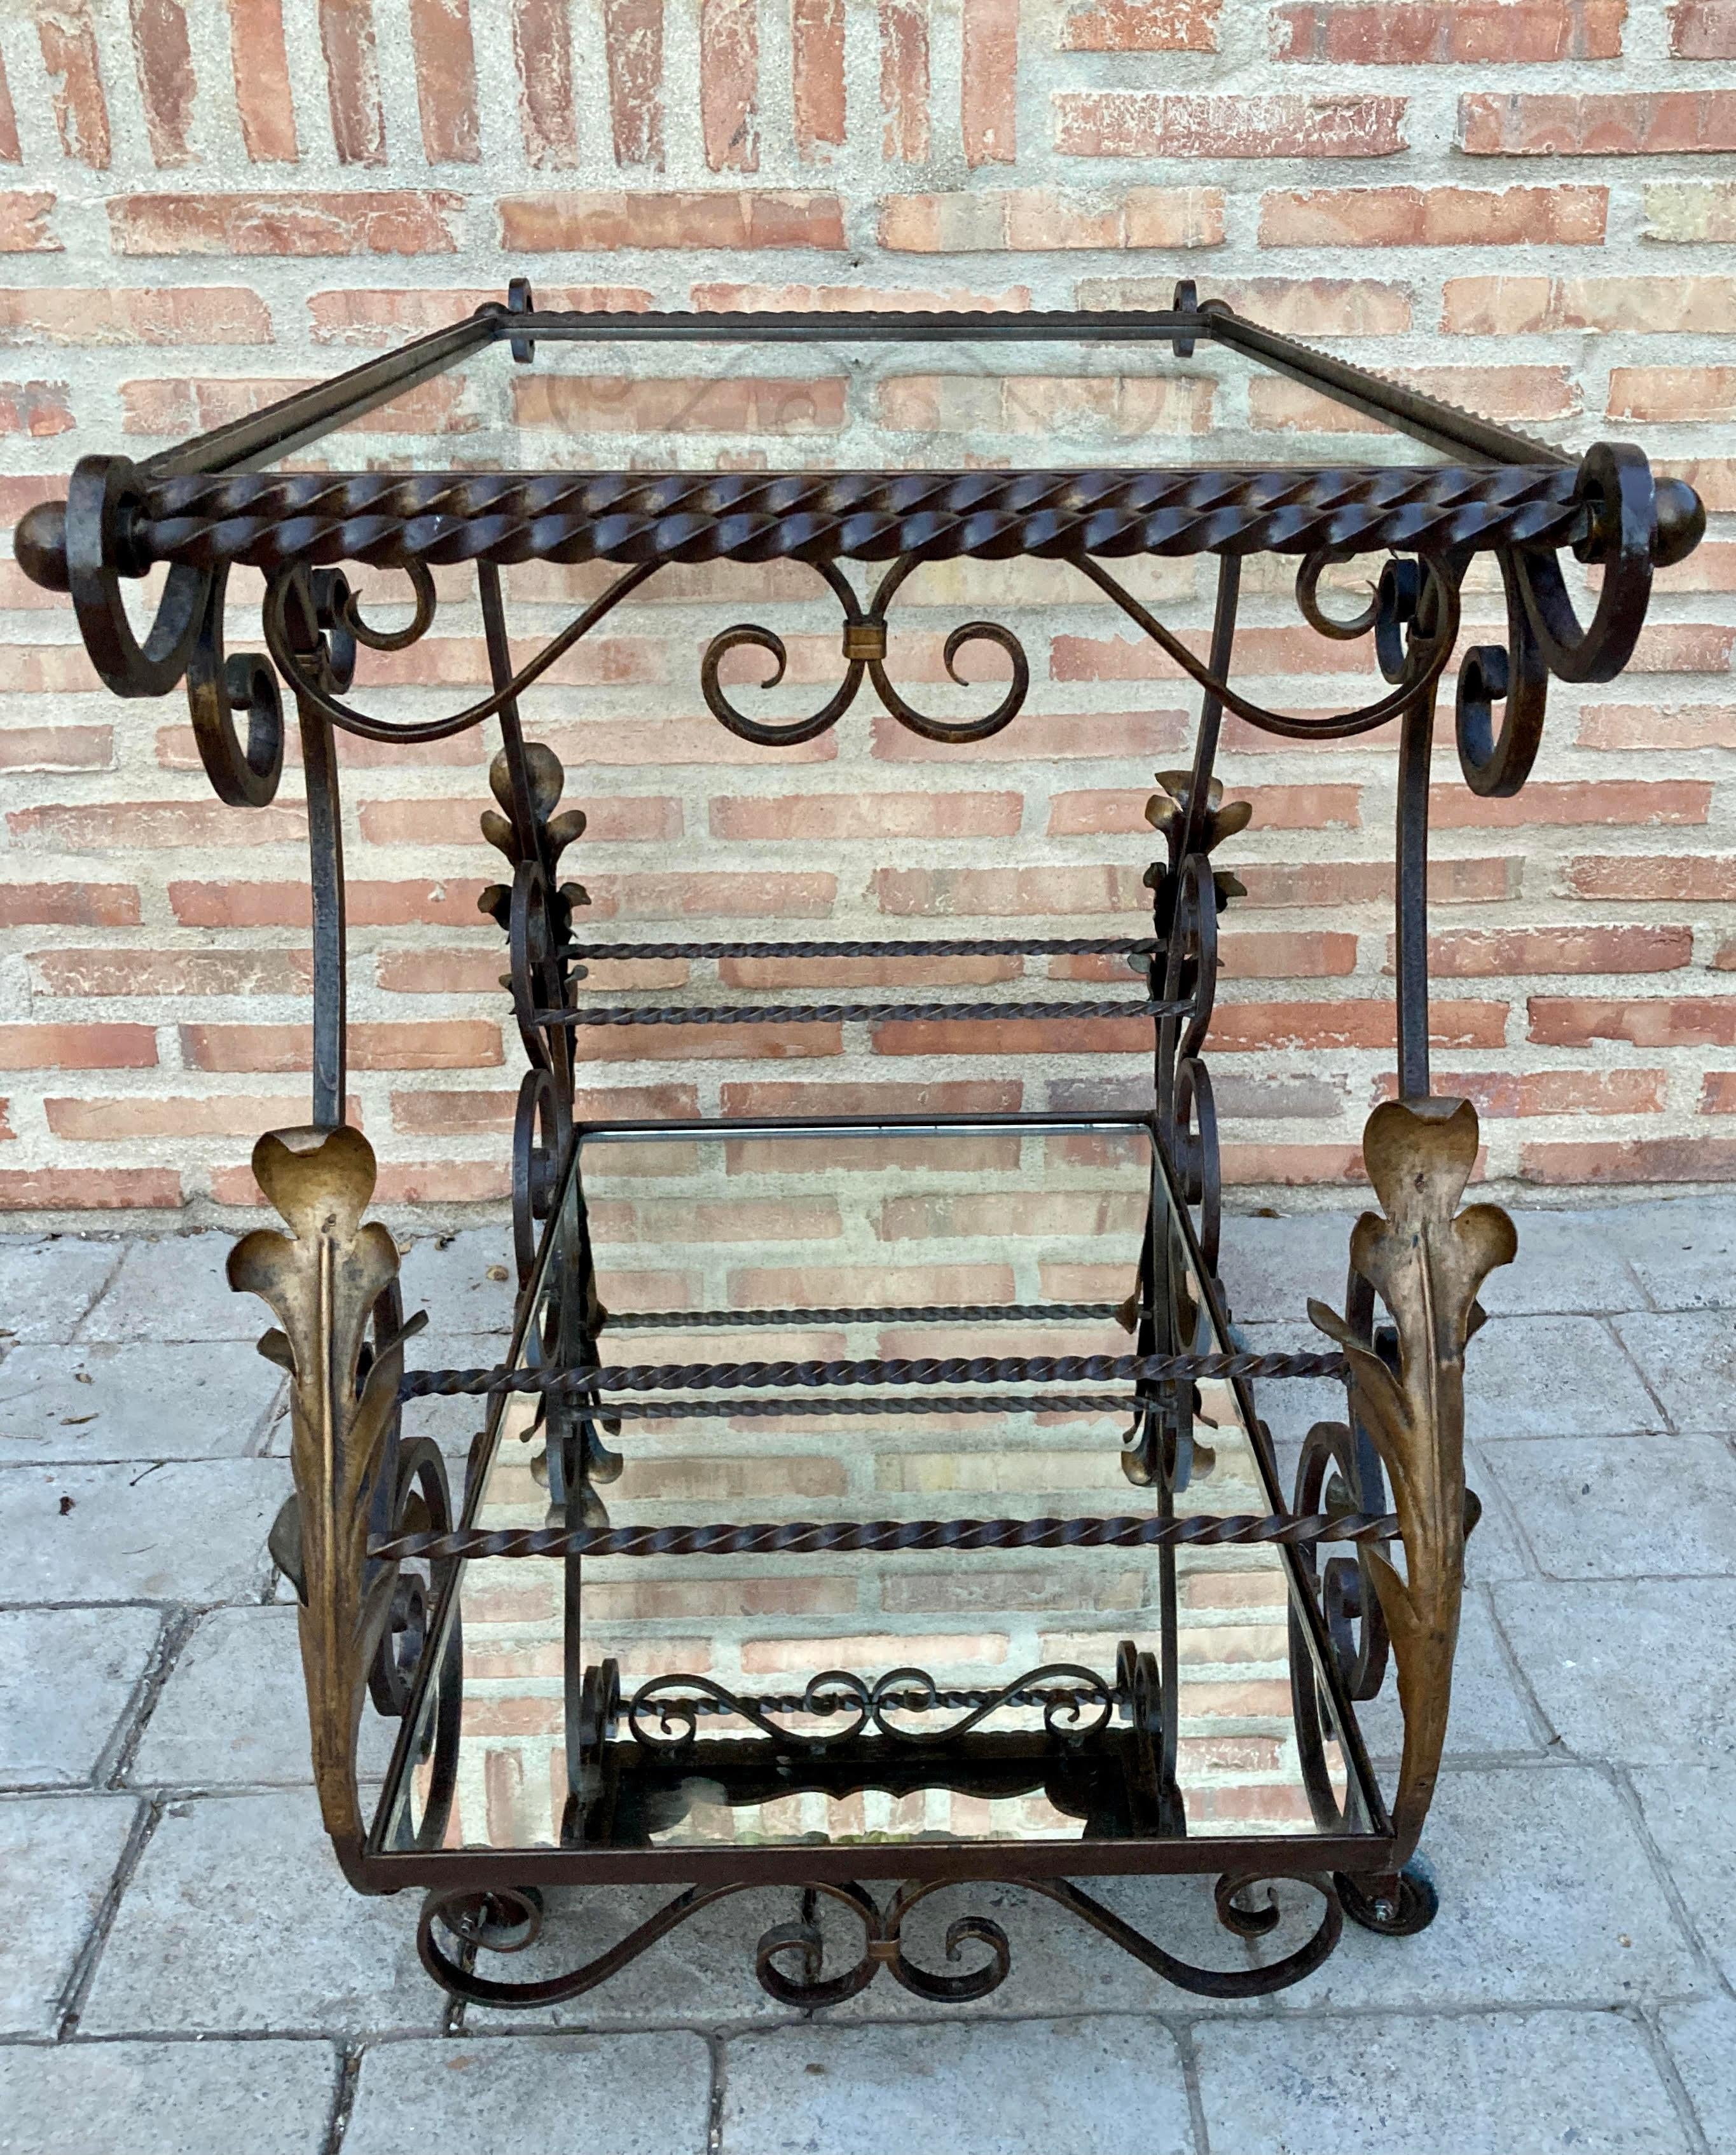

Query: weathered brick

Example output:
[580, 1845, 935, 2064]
[46, 1092, 365, 1140]
[1459, 90, 1736, 154]
[0, 882, 139, 927]
[881, 0, 930, 161]
[1049, 785, 1359, 834]
[8, 801, 308, 850]
[699, 0, 759, 172]
[1061, 0, 1220, 49]
[1430, 781, 1711, 829]
[109, 192, 464, 255]
[0, 724, 111, 770]
[511, 0, 578, 166]
[1445, 273, 1736, 335]
[180, 1021, 503, 1071]
[1417, 1069, 1667, 1117]
[1670, 0, 1736, 54]
[1578, 703, 1736, 749]
[1529, 998, 1736, 1047]
[497, 191, 846, 251]
[879, 187, 1223, 251]
[227, 0, 298, 161]
[409, 0, 479, 163]
[0, 1024, 157, 1070]
[0, 1168, 179, 1209]
[792, 0, 844, 160]
[962, 0, 1017, 166]
[39, 0, 111, 167]
[1521, 1138, 1736, 1182]
[1056, 93, 1408, 159]
[0, 195, 58, 252]
[1260, 184, 1606, 248]
[0, 287, 272, 345]
[1424, 926, 1692, 976]
[1567, 855, 1736, 904]
[1609, 366, 1736, 422]
[1274, 1, 1624, 62]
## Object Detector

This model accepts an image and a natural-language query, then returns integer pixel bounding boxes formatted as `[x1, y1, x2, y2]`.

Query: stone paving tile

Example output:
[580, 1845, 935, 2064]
[1496, 1580, 1736, 1765]
[1658, 1993, 1736, 2152]
[0, 1461, 282, 1604]
[397, 1229, 518, 1341]
[80, 1787, 444, 2035]
[486, 1885, 808, 2030]
[1460, 1315, 1662, 1438]
[0, 1607, 159, 1786]
[1217, 1211, 1359, 1326]
[1268, 1766, 1702, 2011]
[1611, 1309, 1736, 1435]
[0, 1794, 140, 2036]
[128, 1606, 396, 1789]
[717, 2016, 1193, 2155]
[0, 1342, 282, 1462]
[1460, 1442, 1536, 1585]
[1485, 1435, 1736, 1578]
[0, 1238, 124, 1346]
[1194, 2007, 1690, 2154]
[1480, 1208, 1648, 1317]
[76, 1234, 263, 1344]
[1598, 1194, 1736, 1312]
[0, 2037, 338, 2155]
[343, 2032, 712, 2155]
[1631, 1766, 1736, 1990]
[1355, 1590, 1540, 1762]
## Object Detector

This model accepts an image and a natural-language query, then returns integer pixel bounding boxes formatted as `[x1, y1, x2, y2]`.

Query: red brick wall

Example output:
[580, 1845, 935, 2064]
[3, 0, 1734, 1222]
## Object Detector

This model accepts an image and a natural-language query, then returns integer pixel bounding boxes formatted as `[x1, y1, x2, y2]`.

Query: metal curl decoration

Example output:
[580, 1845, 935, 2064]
[1510, 441, 1653, 686]
[417, 1868, 1347, 2012]
[64, 453, 212, 698]
[184, 563, 284, 808]
[1456, 547, 1550, 799]
[336, 561, 438, 652]
[701, 553, 1030, 748]
[1077, 549, 1461, 743]
[260, 555, 662, 743]
[1294, 550, 1381, 643]
[867, 1661, 1115, 1747]
[701, 559, 869, 746]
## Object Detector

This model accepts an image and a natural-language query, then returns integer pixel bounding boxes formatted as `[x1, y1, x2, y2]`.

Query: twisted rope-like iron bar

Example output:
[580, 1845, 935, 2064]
[602, 1303, 1150, 1330]
[133, 465, 1586, 575]
[565, 935, 1159, 961]
[397, 1347, 1349, 1398]
[542, 997, 1181, 1029]
[372, 1508, 1400, 1560]
[497, 1391, 1144, 1419]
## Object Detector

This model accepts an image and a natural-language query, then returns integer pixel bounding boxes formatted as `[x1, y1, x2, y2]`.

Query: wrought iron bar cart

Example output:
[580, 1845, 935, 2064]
[16, 286, 1702, 2007]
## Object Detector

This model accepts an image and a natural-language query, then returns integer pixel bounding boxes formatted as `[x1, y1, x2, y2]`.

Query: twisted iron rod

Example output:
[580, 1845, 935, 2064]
[374, 1508, 1398, 1560]
[397, 1349, 1349, 1399]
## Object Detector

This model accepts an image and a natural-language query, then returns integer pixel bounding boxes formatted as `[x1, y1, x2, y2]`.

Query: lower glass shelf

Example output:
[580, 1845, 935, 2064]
[373, 1114, 1383, 1870]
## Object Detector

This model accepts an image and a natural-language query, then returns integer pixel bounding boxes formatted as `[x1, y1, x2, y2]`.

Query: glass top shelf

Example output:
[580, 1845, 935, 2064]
[376, 1117, 1379, 1864]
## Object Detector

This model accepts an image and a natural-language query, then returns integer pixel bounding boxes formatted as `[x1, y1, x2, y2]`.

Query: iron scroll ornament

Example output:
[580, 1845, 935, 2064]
[416, 1869, 1345, 2011]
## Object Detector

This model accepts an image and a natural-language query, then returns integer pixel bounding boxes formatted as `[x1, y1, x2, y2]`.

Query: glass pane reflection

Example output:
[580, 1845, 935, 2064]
[380, 1120, 1373, 1857]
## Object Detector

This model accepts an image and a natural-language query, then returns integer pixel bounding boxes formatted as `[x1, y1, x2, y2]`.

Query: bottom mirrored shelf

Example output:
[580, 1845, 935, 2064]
[375, 1117, 1382, 1868]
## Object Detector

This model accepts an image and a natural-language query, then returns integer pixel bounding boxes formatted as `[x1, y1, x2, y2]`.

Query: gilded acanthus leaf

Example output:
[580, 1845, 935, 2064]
[1309, 1098, 1515, 1858]
[228, 1125, 407, 1849]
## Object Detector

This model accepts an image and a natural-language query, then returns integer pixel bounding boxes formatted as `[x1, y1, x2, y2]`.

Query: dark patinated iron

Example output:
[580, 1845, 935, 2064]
[21, 284, 1695, 2011]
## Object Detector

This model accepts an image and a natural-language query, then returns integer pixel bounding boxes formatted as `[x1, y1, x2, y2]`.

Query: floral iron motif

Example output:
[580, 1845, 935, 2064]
[1308, 1098, 1515, 1862]
[229, 1126, 415, 1873]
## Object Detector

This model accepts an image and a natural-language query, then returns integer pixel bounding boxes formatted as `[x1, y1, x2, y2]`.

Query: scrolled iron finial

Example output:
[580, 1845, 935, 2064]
[1308, 1098, 1516, 1863]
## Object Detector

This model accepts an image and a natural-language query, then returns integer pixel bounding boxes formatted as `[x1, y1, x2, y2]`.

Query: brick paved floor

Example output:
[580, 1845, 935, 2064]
[3, 1199, 1735, 2154]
